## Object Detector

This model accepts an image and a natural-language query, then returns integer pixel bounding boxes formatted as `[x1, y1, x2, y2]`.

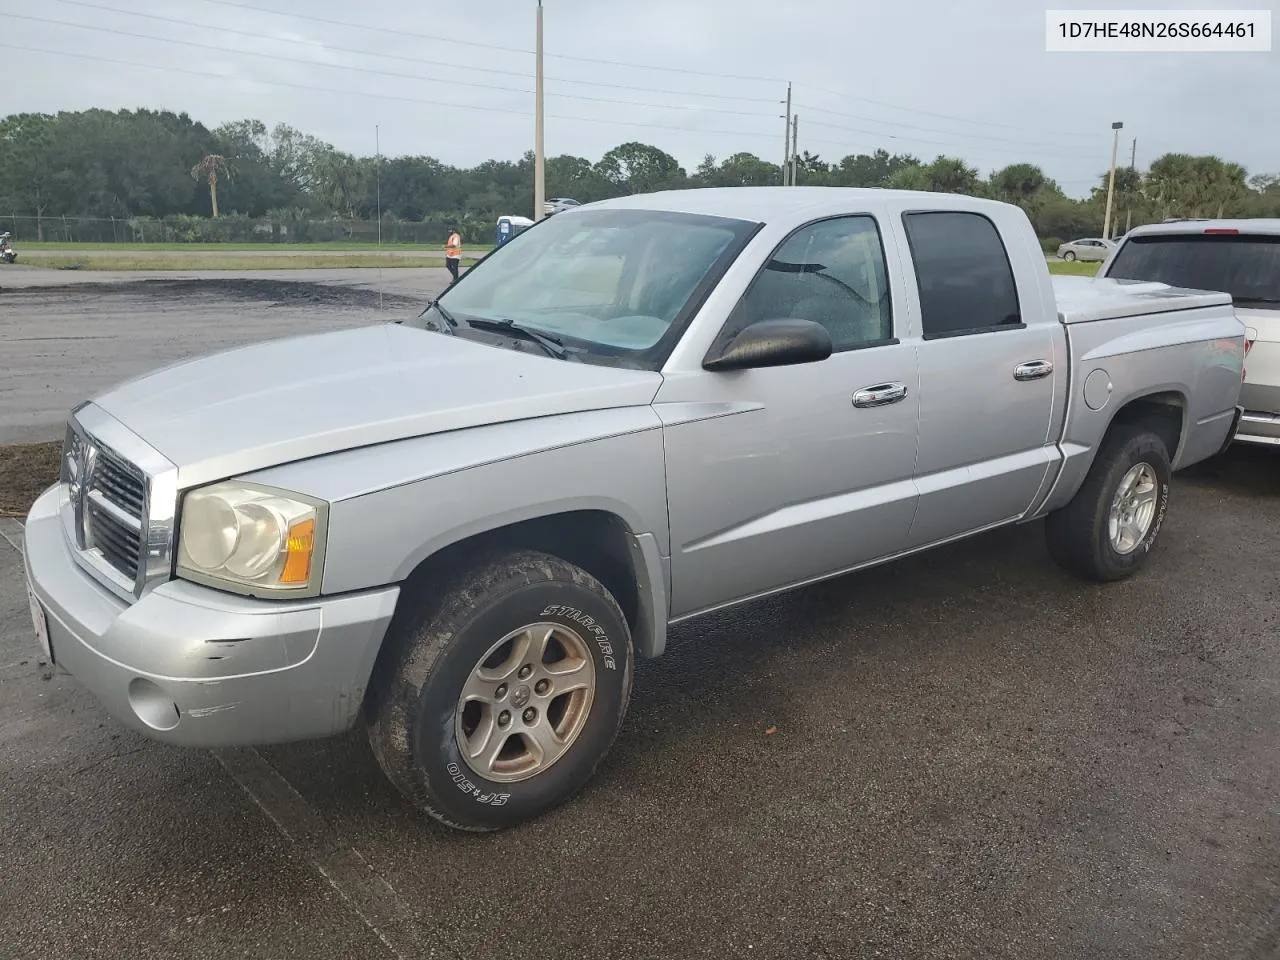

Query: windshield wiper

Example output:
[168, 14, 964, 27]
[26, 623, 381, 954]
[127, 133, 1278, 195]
[464, 317, 569, 360]
[1233, 296, 1280, 305]
[417, 298, 458, 329]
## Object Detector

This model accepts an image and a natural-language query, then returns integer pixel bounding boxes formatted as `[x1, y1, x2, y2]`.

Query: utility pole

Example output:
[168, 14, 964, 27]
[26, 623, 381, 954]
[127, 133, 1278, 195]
[534, 0, 546, 221]
[1125, 137, 1136, 234]
[1103, 120, 1123, 240]
[790, 115, 799, 186]
[375, 124, 383, 310]
[781, 83, 792, 186]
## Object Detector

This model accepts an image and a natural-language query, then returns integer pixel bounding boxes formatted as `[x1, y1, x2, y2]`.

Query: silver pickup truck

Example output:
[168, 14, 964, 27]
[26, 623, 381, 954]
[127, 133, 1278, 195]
[23, 188, 1246, 831]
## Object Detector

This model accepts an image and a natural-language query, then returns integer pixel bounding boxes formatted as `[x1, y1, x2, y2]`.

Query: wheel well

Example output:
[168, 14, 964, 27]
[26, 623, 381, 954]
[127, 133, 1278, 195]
[1106, 391, 1185, 461]
[398, 511, 642, 640]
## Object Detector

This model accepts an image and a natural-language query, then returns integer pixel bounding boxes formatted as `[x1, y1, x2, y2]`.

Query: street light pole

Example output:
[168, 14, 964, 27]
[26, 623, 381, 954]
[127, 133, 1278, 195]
[534, 0, 545, 221]
[1103, 120, 1123, 240]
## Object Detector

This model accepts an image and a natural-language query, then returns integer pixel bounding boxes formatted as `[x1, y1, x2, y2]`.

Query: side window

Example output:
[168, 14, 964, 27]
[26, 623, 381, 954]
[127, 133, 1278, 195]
[721, 216, 894, 352]
[902, 211, 1022, 339]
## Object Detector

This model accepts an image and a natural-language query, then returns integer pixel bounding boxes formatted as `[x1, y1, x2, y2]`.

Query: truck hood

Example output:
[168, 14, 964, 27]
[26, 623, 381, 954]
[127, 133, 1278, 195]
[91, 323, 663, 486]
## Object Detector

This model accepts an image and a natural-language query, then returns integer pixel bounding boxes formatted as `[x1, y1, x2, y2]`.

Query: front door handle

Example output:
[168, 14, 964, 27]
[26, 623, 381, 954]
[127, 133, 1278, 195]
[1014, 359, 1054, 381]
[852, 382, 908, 408]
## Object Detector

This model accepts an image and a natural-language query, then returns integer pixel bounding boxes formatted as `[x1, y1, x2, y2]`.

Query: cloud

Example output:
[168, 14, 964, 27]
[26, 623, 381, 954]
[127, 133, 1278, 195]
[2, 0, 1275, 196]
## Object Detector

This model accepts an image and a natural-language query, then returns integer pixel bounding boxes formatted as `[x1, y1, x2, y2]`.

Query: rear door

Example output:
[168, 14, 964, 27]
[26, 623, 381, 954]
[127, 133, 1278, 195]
[896, 210, 1060, 550]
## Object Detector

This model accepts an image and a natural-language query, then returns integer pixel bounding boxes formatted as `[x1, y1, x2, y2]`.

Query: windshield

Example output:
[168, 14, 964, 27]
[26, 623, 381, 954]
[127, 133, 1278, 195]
[1106, 233, 1280, 307]
[435, 208, 759, 367]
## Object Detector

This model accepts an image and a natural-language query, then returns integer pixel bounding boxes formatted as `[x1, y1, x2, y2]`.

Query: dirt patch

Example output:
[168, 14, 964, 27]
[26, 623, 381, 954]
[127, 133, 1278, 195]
[0, 442, 61, 517]
[0, 278, 421, 309]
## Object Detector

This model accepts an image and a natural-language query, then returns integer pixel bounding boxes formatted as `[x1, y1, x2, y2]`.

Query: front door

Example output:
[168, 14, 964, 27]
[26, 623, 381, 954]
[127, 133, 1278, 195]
[659, 214, 922, 619]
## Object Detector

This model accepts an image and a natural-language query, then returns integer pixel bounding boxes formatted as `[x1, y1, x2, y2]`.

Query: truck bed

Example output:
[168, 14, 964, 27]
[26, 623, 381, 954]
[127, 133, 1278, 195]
[1051, 275, 1233, 325]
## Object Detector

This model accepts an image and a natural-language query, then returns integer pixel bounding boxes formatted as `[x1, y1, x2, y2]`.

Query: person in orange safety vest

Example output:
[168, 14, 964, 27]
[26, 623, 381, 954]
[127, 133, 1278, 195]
[444, 225, 462, 284]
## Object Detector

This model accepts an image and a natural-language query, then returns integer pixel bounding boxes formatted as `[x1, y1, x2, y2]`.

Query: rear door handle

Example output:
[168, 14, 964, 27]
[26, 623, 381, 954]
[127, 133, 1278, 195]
[852, 382, 908, 408]
[1014, 359, 1054, 381]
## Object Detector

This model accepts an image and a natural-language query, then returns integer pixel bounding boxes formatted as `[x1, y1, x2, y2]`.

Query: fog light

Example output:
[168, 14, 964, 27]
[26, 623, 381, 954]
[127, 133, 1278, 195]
[127, 677, 180, 731]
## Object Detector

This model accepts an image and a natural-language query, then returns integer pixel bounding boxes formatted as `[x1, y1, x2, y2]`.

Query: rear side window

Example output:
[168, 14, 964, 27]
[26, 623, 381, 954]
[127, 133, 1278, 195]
[1106, 234, 1280, 308]
[903, 211, 1023, 338]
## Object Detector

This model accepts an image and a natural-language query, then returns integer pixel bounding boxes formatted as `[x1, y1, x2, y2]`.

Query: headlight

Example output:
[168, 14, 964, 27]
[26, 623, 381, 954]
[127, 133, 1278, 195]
[176, 482, 328, 598]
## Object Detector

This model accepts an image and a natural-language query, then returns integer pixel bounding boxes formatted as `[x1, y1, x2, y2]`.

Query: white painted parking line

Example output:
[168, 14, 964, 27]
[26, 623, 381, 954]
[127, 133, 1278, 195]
[213, 747, 426, 960]
[0, 518, 23, 553]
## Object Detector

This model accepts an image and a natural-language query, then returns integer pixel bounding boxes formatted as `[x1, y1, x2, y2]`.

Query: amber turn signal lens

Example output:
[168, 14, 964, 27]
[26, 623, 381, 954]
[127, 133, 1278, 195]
[280, 518, 316, 584]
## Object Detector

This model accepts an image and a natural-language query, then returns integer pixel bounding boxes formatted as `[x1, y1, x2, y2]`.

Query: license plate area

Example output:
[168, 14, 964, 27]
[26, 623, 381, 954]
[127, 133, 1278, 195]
[26, 580, 53, 665]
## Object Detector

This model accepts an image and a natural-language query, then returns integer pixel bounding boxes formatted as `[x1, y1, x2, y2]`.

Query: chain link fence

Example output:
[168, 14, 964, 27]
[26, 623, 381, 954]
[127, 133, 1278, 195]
[0, 213, 494, 245]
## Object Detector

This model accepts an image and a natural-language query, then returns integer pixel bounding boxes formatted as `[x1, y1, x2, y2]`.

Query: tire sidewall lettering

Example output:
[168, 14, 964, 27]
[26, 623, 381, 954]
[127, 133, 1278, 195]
[539, 603, 617, 670]
[1143, 479, 1170, 553]
[444, 762, 512, 806]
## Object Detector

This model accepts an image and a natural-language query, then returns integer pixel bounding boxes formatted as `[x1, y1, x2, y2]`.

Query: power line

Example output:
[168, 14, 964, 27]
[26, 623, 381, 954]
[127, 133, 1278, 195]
[802, 134, 1099, 167]
[43, 0, 1116, 149]
[188, 0, 786, 83]
[10, 13, 779, 120]
[0, 43, 779, 145]
[801, 103, 1103, 150]
[27, 7, 1101, 158]
[808, 117, 1100, 160]
[795, 82, 1101, 139]
[45, 0, 781, 106]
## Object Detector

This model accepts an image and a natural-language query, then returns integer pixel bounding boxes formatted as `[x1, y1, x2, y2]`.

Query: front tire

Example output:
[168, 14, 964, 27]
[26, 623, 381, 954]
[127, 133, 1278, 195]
[1062, 250, 1077, 261]
[367, 549, 634, 832]
[1045, 425, 1172, 582]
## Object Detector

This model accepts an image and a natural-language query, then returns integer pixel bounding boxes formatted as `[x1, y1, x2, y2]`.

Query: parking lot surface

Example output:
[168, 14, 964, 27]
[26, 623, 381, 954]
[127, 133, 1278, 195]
[1, 271, 1277, 959]
[2, 443, 1278, 960]
[0, 268, 448, 444]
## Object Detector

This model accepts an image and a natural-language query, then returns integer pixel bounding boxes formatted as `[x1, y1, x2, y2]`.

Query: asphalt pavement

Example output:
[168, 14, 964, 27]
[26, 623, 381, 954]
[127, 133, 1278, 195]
[0, 268, 451, 444]
[1, 269, 1278, 959]
[2, 446, 1278, 960]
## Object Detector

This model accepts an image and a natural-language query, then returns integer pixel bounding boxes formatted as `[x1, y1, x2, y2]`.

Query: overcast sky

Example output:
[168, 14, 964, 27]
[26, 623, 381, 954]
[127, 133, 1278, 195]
[3, 0, 1277, 198]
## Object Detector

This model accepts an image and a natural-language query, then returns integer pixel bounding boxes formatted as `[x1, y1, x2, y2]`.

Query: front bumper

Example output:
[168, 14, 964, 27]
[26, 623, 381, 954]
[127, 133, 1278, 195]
[22, 485, 399, 747]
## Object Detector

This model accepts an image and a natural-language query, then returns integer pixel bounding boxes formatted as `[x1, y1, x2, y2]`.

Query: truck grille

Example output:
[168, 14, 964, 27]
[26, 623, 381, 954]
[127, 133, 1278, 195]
[86, 447, 146, 582]
[61, 407, 176, 604]
[94, 449, 146, 515]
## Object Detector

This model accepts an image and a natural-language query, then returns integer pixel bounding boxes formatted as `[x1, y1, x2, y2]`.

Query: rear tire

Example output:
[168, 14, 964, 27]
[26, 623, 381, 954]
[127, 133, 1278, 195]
[1045, 425, 1172, 582]
[366, 549, 634, 832]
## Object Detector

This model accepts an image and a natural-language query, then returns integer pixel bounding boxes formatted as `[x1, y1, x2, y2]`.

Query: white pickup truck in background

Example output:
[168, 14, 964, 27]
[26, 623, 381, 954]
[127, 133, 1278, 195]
[1100, 219, 1280, 446]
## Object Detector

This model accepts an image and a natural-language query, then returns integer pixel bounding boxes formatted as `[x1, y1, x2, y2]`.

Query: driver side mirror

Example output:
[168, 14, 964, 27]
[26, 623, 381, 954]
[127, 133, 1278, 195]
[703, 319, 833, 372]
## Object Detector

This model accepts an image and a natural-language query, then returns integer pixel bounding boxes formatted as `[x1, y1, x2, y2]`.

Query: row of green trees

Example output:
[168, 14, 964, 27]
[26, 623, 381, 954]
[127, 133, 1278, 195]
[3, 108, 1278, 243]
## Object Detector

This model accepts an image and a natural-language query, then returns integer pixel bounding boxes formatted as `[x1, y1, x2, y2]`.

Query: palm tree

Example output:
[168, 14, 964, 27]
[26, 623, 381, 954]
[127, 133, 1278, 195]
[990, 163, 1049, 206]
[191, 154, 232, 218]
[1218, 162, 1248, 217]
[1107, 167, 1143, 232]
[1144, 153, 1196, 219]
[314, 151, 368, 220]
[925, 156, 982, 195]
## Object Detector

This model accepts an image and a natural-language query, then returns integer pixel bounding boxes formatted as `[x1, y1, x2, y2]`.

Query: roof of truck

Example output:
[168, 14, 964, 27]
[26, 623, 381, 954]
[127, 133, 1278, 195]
[581, 186, 1014, 222]
[1123, 218, 1280, 238]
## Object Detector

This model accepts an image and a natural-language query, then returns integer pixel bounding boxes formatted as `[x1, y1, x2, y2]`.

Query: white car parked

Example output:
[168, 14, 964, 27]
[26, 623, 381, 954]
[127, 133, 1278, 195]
[543, 198, 582, 216]
[1057, 237, 1116, 262]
